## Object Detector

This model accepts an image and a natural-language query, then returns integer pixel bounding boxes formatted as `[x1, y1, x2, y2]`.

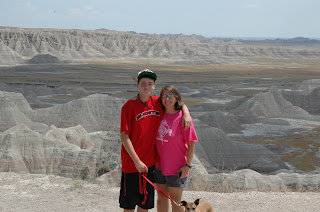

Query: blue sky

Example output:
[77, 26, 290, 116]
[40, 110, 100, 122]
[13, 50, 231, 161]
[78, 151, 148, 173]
[1, 0, 319, 38]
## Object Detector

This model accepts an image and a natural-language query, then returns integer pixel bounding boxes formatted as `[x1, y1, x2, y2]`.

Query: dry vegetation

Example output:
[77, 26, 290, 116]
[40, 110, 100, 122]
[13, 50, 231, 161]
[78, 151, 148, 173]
[235, 127, 320, 172]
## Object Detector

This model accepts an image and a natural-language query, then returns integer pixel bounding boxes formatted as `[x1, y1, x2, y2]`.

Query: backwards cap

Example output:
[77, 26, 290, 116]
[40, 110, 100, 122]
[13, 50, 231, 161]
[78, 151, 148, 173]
[137, 69, 157, 81]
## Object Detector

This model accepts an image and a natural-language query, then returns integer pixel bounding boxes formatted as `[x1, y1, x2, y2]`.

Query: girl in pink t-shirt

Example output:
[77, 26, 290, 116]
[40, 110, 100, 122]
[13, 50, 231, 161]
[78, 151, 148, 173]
[154, 85, 198, 212]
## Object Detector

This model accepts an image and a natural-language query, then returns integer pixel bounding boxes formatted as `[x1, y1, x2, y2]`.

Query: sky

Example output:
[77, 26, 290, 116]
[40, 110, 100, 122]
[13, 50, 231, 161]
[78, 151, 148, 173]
[0, 0, 319, 39]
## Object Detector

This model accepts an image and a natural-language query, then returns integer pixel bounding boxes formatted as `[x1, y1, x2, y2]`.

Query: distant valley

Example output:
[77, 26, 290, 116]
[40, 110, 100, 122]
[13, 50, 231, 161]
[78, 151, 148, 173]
[1, 26, 320, 191]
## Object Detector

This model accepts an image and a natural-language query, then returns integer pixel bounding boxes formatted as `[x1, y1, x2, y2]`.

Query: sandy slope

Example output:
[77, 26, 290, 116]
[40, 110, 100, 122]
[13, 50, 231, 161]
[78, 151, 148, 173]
[0, 172, 319, 212]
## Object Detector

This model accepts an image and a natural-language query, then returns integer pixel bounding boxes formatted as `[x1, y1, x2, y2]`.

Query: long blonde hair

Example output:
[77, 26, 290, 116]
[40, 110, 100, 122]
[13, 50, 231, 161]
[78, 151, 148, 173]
[159, 85, 184, 111]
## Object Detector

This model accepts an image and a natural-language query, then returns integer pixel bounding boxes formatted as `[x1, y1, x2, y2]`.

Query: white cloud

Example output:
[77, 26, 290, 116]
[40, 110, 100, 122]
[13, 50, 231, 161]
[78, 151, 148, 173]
[67, 5, 98, 16]
[84, 5, 93, 11]
[69, 8, 84, 16]
[25, 2, 36, 11]
[247, 4, 257, 8]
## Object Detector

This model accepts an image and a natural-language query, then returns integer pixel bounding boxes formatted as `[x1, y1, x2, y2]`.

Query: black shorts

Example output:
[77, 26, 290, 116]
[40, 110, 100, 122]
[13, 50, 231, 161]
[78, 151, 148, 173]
[119, 166, 155, 210]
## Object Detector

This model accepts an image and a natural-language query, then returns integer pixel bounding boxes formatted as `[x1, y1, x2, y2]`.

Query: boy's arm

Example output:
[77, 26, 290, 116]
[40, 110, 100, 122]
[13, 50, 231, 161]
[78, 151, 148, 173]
[181, 104, 192, 130]
[120, 131, 148, 173]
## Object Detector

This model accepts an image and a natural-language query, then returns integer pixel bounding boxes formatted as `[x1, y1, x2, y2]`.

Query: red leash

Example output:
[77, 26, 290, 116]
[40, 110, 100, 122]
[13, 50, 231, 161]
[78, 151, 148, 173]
[141, 174, 182, 207]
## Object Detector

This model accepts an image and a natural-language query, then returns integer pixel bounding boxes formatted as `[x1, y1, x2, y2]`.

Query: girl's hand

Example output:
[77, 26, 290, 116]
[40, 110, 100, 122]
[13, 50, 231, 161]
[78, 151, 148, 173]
[178, 166, 190, 179]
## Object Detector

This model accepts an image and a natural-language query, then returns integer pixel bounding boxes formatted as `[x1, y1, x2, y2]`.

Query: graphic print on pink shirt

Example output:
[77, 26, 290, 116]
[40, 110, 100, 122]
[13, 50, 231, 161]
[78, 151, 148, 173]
[156, 119, 172, 143]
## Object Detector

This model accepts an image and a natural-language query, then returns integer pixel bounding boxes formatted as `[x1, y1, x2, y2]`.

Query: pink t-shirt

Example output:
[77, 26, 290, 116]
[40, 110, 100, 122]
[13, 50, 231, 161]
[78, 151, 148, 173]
[156, 110, 198, 176]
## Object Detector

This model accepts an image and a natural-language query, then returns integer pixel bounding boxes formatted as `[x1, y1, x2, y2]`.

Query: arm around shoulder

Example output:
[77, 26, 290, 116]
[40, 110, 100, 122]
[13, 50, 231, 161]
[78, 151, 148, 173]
[181, 104, 192, 130]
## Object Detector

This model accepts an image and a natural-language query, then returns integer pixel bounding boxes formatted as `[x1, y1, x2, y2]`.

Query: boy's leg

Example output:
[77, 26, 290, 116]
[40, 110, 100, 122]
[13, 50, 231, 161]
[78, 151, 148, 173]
[137, 207, 149, 212]
[119, 172, 140, 210]
[137, 166, 156, 210]
[119, 168, 156, 210]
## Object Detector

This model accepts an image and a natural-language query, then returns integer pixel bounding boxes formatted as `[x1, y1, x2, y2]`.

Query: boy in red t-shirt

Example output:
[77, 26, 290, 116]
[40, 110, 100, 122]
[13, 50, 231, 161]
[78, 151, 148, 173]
[119, 69, 191, 211]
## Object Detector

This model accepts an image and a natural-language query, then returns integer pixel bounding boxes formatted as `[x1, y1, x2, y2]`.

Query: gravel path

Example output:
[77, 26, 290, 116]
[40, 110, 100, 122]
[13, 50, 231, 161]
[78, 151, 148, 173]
[1, 172, 320, 212]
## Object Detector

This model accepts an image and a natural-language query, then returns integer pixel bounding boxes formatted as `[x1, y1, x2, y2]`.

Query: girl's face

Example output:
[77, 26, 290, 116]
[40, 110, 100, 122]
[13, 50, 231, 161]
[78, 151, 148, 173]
[161, 89, 177, 110]
[137, 78, 156, 96]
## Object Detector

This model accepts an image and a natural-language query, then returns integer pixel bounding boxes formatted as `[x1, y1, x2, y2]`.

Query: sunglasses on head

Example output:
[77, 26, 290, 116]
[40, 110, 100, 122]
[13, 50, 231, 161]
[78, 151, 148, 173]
[162, 94, 175, 99]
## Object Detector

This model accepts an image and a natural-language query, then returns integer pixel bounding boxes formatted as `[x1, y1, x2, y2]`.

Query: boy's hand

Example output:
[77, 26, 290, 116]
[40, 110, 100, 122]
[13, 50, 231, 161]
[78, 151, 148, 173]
[134, 160, 148, 173]
[182, 114, 192, 130]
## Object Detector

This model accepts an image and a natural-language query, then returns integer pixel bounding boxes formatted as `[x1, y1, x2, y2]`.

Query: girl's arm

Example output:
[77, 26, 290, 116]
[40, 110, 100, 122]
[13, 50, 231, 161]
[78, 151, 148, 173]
[179, 141, 195, 179]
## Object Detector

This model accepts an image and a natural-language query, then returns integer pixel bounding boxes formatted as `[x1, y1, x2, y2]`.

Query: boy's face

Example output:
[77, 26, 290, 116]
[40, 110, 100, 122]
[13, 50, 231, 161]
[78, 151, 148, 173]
[137, 77, 156, 96]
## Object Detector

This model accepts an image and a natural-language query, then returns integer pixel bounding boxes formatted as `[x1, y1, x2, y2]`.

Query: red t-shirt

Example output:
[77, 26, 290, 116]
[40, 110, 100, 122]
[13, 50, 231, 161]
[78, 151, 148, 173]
[120, 95, 163, 173]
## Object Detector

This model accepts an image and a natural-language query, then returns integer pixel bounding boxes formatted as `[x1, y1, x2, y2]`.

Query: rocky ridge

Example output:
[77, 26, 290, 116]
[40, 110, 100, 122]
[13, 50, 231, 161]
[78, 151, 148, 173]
[0, 26, 320, 65]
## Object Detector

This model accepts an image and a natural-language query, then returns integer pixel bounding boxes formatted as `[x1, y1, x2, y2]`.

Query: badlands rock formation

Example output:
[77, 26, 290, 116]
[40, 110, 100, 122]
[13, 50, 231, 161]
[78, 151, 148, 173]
[29, 53, 61, 64]
[182, 157, 320, 191]
[0, 123, 121, 178]
[95, 159, 320, 191]
[0, 26, 320, 65]
[26, 94, 126, 132]
[0, 90, 38, 132]
[194, 111, 243, 133]
[0, 88, 292, 177]
[231, 86, 318, 124]
[0, 90, 125, 177]
[193, 120, 288, 173]
[298, 79, 320, 94]
[0, 90, 125, 132]
[1, 78, 320, 182]
[282, 79, 320, 115]
[195, 169, 320, 191]
[0, 40, 25, 65]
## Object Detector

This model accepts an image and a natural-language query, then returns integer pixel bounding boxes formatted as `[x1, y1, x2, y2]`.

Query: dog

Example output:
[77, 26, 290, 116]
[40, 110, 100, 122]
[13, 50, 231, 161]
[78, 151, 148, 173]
[181, 198, 214, 212]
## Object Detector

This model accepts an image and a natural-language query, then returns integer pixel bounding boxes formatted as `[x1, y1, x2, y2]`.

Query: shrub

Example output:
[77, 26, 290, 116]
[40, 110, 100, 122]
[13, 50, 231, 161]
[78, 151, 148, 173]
[79, 167, 90, 180]
[97, 165, 110, 177]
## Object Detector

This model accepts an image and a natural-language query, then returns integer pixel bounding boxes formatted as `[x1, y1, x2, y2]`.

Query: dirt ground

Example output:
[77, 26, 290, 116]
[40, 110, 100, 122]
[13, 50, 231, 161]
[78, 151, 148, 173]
[1, 172, 319, 212]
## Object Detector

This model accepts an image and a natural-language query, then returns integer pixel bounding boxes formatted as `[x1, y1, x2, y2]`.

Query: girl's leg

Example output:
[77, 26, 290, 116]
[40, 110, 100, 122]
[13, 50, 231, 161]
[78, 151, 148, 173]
[168, 187, 184, 212]
[156, 183, 170, 212]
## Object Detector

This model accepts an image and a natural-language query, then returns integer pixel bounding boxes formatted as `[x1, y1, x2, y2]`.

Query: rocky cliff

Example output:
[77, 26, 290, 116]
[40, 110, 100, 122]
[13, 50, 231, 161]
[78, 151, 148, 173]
[0, 26, 320, 65]
[0, 123, 121, 178]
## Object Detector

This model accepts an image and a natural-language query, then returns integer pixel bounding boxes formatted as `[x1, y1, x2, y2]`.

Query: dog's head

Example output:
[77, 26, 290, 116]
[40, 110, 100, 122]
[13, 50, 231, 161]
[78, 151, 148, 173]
[181, 198, 201, 211]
